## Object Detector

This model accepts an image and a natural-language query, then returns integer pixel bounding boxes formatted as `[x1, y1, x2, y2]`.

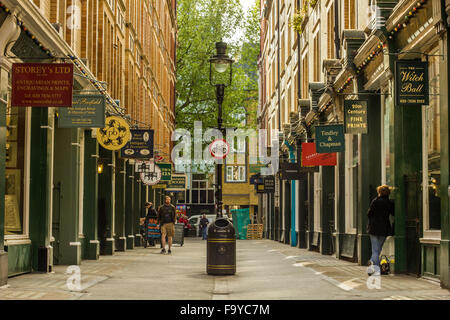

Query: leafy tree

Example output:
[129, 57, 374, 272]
[175, 0, 260, 172]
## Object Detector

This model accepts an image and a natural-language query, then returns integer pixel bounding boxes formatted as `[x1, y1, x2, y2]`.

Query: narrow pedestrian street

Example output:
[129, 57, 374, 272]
[1, 239, 449, 301]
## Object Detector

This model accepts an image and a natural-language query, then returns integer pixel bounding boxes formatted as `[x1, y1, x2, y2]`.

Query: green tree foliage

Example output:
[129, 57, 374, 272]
[176, 0, 260, 132]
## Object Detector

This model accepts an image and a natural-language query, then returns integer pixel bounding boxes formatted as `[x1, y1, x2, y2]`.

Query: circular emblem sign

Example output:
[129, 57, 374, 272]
[140, 164, 162, 186]
[97, 116, 131, 151]
[209, 139, 230, 160]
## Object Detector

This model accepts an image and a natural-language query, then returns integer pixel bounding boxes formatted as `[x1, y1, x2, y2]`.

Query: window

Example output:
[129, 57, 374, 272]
[302, 53, 309, 98]
[313, 33, 320, 82]
[226, 166, 246, 183]
[129, 34, 134, 51]
[345, 133, 358, 233]
[4, 69, 28, 236]
[314, 170, 321, 232]
[423, 48, 441, 231]
[382, 92, 392, 186]
[117, 8, 125, 32]
[189, 175, 214, 204]
[327, 4, 335, 59]
[344, 0, 356, 29]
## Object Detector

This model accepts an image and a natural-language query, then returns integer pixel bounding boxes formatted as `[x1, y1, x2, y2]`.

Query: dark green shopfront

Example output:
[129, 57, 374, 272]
[0, 6, 167, 286]
[262, 0, 450, 290]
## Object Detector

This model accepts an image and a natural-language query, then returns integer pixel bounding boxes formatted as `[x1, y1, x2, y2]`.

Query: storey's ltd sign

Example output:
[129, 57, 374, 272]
[11, 63, 73, 107]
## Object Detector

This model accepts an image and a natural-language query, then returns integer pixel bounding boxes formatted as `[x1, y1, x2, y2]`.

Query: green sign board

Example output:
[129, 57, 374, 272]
[250, 163, 269, 174]
[395, 60, 429, 106]
[315, 124, 345, 154]
[152, 181, 168, 189]
[158, 163, 172, 181]
[166, 175, 187, 190]
[58, 95, 105, 128]
[344, 100, 368, 134]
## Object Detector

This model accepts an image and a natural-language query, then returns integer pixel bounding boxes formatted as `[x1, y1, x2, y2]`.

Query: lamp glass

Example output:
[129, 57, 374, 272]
[213, 61, 229, 73]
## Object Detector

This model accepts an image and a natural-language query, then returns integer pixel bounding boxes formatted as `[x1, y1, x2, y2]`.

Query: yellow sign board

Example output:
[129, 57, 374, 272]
[97, 116, 131, 151]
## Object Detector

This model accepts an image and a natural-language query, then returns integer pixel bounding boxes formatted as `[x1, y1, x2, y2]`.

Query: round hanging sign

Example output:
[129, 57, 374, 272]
[209, 139, 230, 160]
[97, 116, 131, 151]
[140, 164, 162, 186]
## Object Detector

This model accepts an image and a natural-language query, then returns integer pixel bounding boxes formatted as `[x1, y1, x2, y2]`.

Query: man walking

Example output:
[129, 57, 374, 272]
[199, 214, 209, 240]
[158, 196, 176, 254]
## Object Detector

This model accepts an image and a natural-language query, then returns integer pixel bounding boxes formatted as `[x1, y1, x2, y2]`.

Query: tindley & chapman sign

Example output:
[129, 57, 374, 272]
[396, 60, 429, 106]
[314, 124, 345, 153]
[11, 63, 73, 107]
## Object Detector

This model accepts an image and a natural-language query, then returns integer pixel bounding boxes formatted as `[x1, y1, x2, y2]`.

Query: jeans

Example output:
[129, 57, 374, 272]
[202, 227, 207, 240]
[369, 235, 386, 267]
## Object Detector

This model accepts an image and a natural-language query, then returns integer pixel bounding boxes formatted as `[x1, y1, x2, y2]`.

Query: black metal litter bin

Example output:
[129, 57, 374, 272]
[207, 218, 236, 275]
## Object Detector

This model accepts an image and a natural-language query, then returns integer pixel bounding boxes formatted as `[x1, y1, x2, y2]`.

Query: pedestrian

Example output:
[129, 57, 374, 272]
[158, 195, 176, 254]
[144, 202, 159, 247]
[199, 214, 209, 240]
[367, 185, 394, 276]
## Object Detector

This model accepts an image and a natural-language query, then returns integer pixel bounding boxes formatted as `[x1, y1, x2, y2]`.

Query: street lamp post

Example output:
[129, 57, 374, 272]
[209, 41, 234, 218]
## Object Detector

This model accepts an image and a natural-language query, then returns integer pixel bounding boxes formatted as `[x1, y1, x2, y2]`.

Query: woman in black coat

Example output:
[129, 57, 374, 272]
[367, 185, 394, 274]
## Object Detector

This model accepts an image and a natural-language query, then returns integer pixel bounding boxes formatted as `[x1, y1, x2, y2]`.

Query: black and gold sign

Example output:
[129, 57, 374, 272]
[396, 61, 429, 106]
[344, 100, 368, 134]
[97, 116, 131, 151]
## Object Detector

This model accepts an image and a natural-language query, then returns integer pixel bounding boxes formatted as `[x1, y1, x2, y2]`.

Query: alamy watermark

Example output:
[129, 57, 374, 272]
[66, 265, 82, 292]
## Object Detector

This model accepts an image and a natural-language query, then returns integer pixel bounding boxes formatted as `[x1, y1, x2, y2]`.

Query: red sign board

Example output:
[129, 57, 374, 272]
[11, 63, 73, 107]
[301, 142, 337, 166]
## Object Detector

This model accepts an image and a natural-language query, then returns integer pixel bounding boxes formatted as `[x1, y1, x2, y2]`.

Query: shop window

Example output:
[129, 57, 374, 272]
[4, 93, 26, 235]
[351, 135, 359, 229]
[382, 94, 392, 186]
[423, 49, 441, 231]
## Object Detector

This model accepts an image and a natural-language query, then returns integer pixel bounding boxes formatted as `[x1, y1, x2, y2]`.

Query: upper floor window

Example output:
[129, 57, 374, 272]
[344, 0, 356, 29]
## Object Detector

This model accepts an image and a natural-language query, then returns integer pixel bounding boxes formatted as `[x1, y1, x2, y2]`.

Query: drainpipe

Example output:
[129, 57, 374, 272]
[334, 0, 341, 59]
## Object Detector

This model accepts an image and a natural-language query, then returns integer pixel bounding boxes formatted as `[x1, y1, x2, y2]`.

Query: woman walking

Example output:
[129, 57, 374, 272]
[367, 185, 394, 276]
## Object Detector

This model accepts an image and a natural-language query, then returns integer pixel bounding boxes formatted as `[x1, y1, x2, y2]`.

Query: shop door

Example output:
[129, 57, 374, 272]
[284, 181, 291, 244]
[52, 181, 61, 264]
[404, 173, 422, 275]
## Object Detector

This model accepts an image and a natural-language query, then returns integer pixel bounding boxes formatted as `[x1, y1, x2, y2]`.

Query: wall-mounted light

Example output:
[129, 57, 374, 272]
[97, 162, 104, 174]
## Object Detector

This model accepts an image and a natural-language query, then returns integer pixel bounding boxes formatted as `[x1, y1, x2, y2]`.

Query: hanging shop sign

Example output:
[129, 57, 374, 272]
[279, 162, 318, 180]
[140, 164, 162, 186]
[11, 63, 74, 107]
[256, 183, 265, 194]
[158, 163, 173, 181]
[344, 100, 368, 134]
[120, 129, 154, 159]
[263, 176, 275, 193]
[395, 60, 429, 106]
[165, 175, 187, 191]
[280, 163, 302, 180]
[209, 139, 230, 160]
[58, 95, 105, 128]
[250, 174, 263, 185]
[97, 116, 131, 151]
[250, 163, 269, 174]
[301, 142, 337, 166]
[152, 182, 168, 189]
[135, 160, 151, 173]
[314, 124, 345, 153]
